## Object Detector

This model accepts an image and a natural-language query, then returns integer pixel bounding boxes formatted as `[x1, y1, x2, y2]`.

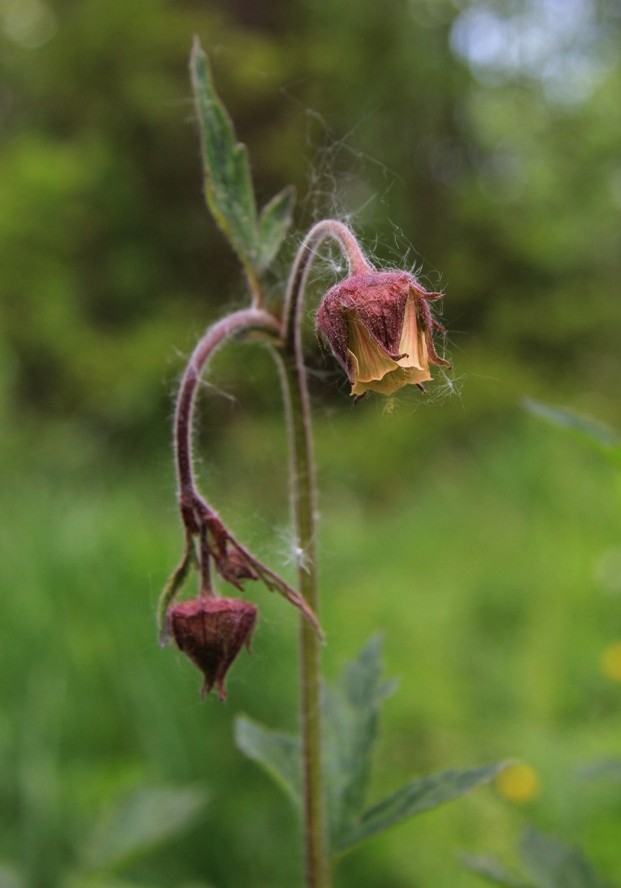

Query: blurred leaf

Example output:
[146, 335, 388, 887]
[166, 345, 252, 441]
[256, 186, 295, 272]
[322, 636, 396, 848]
[335, 762, 507, 852]
[81, 784, 207, 874]
[235, 716, 301, 806]
[520, 828, 610, 888]
[190, 38, 258, 273]
[523, 399, 621, 464]
[461, 853, 532, 887]
[580, 758, 621, 782]
[0, 863, 25, 888]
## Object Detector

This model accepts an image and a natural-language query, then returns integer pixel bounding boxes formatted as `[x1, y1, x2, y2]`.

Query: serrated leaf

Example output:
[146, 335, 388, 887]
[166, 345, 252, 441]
[523, 399, 621, 464]
[335, 761, 507, 852]
[520, 828, 611, 888]
[322, 636, 396, 848]
[190, 38, 258, 270]
[256, 185, 295, 272]
[461, 853, 533, 887]
[81, 785, 207, 874]
[235, 715, 301, 807]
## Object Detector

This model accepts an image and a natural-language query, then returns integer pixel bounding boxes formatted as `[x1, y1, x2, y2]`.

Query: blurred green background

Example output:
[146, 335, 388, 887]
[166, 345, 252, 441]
[2, 0, 621, 885]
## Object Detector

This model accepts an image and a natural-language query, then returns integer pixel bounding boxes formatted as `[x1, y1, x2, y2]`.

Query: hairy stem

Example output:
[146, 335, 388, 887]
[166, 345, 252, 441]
[275, 346, 328, 888]
[174, 308, 281, 531]
[280, 220, 368, 887]
[283, 219, 371, 353]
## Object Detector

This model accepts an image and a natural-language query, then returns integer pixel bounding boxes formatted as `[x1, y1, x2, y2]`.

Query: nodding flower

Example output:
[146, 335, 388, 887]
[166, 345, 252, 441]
[315, 269, 449, 397]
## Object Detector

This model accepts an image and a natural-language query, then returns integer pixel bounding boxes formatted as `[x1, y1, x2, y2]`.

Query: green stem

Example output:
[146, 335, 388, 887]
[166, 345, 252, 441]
[280, 220, 369, 887]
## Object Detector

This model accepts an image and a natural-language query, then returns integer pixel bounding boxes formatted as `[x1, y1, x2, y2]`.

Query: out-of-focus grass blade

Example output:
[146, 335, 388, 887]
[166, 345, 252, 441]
[524, 399, 621, 464]
[190, 38, 258, 272]
[234, 716, 301, 807]
[80, 784, 207, 875]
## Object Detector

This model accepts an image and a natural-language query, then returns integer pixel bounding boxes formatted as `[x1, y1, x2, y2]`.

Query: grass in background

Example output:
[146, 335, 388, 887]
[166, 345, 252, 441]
[1, 407, 620, 887]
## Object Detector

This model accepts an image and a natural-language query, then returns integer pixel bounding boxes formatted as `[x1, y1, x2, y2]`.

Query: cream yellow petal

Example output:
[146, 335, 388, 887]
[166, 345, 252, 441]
[347, 315, 399, 383]
[347, 299, 432, 397]
[396, 293, 427, 371]
[350, 363, 431, 396]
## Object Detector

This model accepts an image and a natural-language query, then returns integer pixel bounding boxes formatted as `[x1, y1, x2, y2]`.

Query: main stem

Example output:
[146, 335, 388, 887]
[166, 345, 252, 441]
[281, 220, 369, 887]
[277, 347, 328, 887]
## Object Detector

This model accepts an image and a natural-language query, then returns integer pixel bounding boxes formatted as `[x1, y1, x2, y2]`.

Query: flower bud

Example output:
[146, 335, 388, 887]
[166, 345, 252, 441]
[169, 596, 257, 700]
[315, 269, 448, 396]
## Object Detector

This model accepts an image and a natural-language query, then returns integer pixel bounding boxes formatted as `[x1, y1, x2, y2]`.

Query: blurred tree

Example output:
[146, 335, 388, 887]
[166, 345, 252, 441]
[0, 0, 620, 452]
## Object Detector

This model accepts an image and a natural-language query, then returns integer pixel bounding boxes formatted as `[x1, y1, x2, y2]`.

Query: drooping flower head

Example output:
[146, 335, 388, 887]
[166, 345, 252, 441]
[315, 269, 449, 397]
[169, 596, 257, 700]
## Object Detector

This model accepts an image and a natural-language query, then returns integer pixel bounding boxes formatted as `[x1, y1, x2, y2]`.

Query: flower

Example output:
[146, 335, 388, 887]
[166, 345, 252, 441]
[601, 641, 621, 683]
[169, 596, 257, 700]
[315, 269, 449, 396]
[496, 762, 540, 804]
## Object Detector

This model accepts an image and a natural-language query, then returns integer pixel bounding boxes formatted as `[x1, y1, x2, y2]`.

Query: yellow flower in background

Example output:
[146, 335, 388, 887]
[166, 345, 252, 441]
[601, 641, 621, 682]
[496, 762, 540, 804]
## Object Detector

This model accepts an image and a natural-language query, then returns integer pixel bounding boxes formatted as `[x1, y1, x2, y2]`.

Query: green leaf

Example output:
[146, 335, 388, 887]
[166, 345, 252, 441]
[234, 715, 302, 807]
[523, 399, 621, 464]
[520, 828, 611, 888]
[189, 38, 258, 271]
[461, 853, 533, 887]
[256, 185, 295, 272]
[335, 761, 507, 852]
[322, 636, 396, 848]
[80, 784, 207, 874]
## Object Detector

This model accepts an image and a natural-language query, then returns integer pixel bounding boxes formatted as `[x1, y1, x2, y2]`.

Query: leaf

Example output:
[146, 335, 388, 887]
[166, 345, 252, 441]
[81, 784, 207, 874]
[322, 636, 396, 848]
[461, 853, 533, 887]
[523, 399, 621, 464]
[256, 186, 295, 272]
[234, 715, 302, 807]
[335, 761, 507, 852]
[157, 539, 197, 645]
[189, 38, 258, 271]
[520, 827, 611, 888]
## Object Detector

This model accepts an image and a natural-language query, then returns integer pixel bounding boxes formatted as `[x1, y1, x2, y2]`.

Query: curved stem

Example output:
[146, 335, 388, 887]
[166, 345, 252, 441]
[174, 308, 281, 531]
[283, 219, 371, 353]
[280, 221, 369, 888]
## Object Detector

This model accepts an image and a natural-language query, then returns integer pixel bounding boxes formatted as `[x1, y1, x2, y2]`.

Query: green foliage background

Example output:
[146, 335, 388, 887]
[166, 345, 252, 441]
[1, 0, 621, 885]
